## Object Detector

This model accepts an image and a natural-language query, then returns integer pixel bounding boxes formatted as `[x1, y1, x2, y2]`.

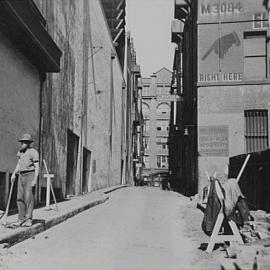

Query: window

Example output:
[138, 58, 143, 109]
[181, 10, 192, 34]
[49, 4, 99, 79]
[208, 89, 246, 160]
[157, 103, 170, 116]
[253, 13, 268, 29]
[244, 110, 268, 153]
[144, 120, 150, 133]
[142, 103, 150, 118]
[156, 120, 169, 131]
[143, 156, 150, 168]
[156, 137, 168, 150]
[164, 86, 171, 95]
[157, 155, 168, 168]
[157, 156, 161, 168]
[161, 137, 167, 143]
[143, 137, 149, 149]
[157, 86, 163, 95]
[156, 137, 167, 143]
[143, 85, 150, 96]
[156, 143, 167, 149]
[244, 33, 267, 79]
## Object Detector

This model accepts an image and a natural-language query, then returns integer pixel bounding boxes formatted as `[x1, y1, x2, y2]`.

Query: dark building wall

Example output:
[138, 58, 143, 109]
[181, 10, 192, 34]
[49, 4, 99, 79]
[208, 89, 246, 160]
[182, 3, 198, 195]
[170, 0, 198, 195]
[123, 34, 142, 185]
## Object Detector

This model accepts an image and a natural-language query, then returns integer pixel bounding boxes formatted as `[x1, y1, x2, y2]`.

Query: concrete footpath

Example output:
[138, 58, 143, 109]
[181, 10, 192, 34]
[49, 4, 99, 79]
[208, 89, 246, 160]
[0, 185, 127, 247]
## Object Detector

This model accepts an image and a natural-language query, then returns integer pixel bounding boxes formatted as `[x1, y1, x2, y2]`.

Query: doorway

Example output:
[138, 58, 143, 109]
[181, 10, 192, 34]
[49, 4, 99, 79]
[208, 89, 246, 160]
[82, 147, 91, 194]
[66, 130, 79, 196]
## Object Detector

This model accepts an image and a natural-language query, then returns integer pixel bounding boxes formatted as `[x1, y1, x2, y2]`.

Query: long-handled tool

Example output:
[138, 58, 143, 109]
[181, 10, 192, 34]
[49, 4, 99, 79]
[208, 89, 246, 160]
[1, 179, 15, 226]
[236, 154, 251, 183]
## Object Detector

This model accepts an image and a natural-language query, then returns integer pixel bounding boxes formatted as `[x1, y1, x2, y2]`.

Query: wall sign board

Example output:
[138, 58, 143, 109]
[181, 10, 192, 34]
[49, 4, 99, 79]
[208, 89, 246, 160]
[199, 125, 229, 156]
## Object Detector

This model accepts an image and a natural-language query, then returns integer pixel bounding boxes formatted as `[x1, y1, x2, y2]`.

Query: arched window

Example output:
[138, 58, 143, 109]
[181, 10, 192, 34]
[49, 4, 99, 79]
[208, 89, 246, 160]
[157, 103, 170, 116]
[144, 119, 150, 133]
[142, 103, 150, 118]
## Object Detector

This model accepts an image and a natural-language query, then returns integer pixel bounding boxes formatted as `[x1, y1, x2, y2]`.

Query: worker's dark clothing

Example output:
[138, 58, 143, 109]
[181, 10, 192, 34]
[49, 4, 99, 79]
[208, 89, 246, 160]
[16, 148, 39, 221]
[202, 178, 222, 236]
[202, 178, 249, 236]
[17, 171, 35, 220]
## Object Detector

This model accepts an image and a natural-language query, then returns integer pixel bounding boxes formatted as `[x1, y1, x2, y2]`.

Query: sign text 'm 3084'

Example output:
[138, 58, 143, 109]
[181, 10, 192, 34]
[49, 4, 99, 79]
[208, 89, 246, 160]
[200, 2, 243, 16]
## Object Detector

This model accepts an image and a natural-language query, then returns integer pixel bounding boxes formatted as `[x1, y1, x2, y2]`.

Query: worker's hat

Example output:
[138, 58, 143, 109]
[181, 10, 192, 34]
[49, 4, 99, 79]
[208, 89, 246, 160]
[18, 134, 34, 143]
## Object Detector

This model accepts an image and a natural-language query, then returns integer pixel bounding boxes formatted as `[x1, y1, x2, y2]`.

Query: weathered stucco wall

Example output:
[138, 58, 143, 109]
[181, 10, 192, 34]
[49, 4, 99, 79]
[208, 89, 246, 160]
[197, 84, 270, 193]
[0, 30, 40, 173]
[35, 0, 124, 197]
[85, 0, 124, 190]
[38, 0, 84, 198]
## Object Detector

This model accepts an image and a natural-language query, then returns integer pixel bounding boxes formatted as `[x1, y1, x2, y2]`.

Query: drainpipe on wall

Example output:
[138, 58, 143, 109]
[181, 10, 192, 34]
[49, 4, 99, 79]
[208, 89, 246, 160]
[121, 81, 127, 185]
[108, 51, 116, 187]
[121, 32, 129, 185]
[79, 0, 90, 195]
[266, 1, 270, 78]
[38, 72, 46, 203]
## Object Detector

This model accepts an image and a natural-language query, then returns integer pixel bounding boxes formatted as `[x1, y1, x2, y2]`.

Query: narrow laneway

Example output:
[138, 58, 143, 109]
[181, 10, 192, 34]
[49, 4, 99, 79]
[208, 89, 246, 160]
[1, 187, 222, 270]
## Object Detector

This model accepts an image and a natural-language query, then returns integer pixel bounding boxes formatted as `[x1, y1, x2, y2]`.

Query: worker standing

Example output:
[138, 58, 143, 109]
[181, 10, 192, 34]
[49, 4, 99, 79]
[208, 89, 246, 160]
[11, 134, 39, 227]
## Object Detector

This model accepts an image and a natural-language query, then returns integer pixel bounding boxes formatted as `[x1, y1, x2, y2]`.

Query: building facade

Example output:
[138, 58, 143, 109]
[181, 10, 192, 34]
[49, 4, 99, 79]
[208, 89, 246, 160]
[197, 0, 270, 193]
[0, 0, 140, 210]
[0, 0, 61, 208]
[169, 0, 198, 195]
[172, 0, 270, 196]
[142, 68, 177, 183]
[123, 33, 143, 186]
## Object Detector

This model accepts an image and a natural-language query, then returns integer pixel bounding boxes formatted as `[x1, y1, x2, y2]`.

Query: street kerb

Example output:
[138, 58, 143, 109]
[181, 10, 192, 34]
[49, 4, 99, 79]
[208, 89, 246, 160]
[0, 194, 109, 247]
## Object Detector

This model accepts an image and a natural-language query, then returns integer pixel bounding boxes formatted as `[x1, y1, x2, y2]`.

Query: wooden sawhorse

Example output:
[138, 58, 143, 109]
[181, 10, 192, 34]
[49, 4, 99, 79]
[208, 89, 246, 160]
[206, 180, 244, 253]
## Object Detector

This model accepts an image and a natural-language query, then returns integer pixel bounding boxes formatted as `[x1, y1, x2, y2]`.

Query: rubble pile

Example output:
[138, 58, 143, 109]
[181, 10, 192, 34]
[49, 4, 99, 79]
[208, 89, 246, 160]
[224, 210, 270, 269]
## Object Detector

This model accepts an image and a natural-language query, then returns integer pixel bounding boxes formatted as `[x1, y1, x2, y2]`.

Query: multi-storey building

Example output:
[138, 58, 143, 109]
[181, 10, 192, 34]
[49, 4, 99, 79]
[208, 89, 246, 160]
[171, 0, 270, 196]
[197, 0, 270, 193]
[169, 0, 198, 195]
[124, 33, 143, 185]
[142, 68, 177, 183]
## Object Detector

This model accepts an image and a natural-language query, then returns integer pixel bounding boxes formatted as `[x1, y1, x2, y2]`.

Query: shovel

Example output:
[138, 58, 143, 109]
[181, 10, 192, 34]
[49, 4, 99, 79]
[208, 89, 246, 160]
[1, 180, 15, 226]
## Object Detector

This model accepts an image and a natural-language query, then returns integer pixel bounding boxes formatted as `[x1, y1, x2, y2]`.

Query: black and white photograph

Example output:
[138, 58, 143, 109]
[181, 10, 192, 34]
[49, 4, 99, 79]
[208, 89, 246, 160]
[0, 0, 270, 269]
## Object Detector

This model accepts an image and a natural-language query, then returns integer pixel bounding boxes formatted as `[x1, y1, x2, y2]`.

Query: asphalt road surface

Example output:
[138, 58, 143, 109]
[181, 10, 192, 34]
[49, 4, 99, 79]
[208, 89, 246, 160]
[1, 187, 225, 270]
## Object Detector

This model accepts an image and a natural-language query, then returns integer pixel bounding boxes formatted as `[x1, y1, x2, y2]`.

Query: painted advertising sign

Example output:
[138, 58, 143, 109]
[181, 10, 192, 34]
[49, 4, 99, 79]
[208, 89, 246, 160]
[199, 0, 243, 22]
[199, 125, 229, 156]
[198, 0, 267, 23]
[198, 25, 243, 83]
[198, 0, 268, 84]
